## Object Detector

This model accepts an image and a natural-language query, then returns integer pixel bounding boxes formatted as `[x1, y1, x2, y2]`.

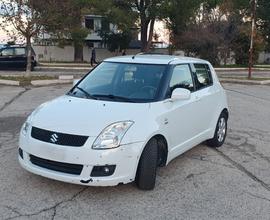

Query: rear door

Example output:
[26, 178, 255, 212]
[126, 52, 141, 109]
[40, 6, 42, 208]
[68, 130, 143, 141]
[191, 63, 216, 132]
[14, 47, 27, 68]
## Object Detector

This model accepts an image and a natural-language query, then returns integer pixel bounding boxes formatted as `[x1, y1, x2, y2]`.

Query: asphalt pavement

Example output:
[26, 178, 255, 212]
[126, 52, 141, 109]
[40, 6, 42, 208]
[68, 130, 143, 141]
[0, 83, 270, 220]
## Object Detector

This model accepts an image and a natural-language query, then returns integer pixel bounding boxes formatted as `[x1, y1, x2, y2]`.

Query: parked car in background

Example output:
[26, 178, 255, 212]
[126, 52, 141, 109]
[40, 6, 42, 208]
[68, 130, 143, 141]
[19, 54, 228, 190]
[0, 45, 37, 70]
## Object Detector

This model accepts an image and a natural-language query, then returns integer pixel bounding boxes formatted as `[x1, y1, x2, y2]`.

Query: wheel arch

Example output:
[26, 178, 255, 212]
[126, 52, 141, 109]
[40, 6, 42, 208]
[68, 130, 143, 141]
[137, 134, 168, 169]
[221, 108, 229, 119]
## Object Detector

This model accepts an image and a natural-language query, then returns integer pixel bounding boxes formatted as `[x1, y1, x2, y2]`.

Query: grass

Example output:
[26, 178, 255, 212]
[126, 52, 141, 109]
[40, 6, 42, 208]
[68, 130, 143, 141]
[254, 64, 270, 69]
[0, 75, 57, 86]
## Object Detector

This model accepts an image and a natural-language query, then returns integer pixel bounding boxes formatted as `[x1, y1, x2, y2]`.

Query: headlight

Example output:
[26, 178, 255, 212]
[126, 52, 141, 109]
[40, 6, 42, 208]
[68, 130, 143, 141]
[21, 122, 31, 136]
[92, 121, 134, 150]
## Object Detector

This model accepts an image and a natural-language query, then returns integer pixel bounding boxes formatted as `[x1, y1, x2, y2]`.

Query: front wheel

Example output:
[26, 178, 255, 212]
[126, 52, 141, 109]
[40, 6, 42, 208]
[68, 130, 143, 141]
[207, 112, 228, 148]
[135, 138, 158, 190]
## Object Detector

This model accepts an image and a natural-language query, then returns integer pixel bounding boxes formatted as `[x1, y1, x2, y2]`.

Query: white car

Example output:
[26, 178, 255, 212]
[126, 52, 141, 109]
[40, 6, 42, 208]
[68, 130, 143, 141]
[19, 55, 228, 190]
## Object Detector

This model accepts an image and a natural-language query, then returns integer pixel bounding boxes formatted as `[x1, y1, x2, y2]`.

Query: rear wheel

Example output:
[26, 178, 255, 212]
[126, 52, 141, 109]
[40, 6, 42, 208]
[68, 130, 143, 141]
[135, 138, 158, 190]
[207, 112, 228, 148]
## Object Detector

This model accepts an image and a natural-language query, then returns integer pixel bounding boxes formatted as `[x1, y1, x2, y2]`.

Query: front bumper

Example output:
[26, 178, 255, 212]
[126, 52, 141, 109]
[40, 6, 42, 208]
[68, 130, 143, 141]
[19, 133, 143, 186]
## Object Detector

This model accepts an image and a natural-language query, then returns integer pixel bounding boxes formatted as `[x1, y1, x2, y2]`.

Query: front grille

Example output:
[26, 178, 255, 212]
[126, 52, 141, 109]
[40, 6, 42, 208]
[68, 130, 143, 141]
[31, 126, 88, 147]
[30, 155, 83, 175]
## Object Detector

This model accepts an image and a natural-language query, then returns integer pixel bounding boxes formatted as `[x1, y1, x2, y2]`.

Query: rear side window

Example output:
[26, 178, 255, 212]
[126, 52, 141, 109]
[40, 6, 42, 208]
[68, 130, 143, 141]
[14, 48, 26, 56]
[169, 64, 194, 92]
[193, 64, 213, 90]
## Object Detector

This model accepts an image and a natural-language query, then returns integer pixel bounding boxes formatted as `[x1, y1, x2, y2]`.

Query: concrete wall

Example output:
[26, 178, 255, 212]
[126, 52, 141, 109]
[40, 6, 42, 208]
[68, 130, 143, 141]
[33, 46, 170, 63]
[258, 51, 270, 64]
[33, 45, 269, 64]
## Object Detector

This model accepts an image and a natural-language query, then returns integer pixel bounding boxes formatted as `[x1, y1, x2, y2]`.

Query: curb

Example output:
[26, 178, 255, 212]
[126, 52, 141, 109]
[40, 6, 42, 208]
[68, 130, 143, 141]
[220, 78, 270, 85]
[31, 79, 73, 86]
[0, 79, 20, 86]
[0, 79, 73, 86]
[36, 66, 91, 71]
[0, 75, 75, 86]
[216, 68, 270, 71]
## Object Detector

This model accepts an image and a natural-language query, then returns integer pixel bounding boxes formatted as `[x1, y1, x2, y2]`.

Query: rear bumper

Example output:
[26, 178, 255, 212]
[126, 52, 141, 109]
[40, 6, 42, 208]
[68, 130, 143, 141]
[19, 133, 143, 186]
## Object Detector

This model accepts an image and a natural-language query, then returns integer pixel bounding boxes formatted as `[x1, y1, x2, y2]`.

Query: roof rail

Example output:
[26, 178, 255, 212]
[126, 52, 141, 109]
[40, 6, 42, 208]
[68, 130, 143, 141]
[5, 44, 24, 47]
[142, 52, 165, 55]
[168, 57, 179, 65]
[132, 52, 165, 59]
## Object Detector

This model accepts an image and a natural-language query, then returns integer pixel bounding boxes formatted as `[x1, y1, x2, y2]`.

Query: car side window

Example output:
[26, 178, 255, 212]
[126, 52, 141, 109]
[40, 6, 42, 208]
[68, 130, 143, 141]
[14, 48, 26, 56]
[1, 48, 14, 56]
[193, 64, 213, 90]
[169, 64, 194, 93]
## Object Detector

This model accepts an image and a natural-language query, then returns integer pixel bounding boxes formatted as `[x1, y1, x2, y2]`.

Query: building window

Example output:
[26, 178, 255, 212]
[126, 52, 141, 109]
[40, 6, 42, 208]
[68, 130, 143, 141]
[85, 18, 94, 30]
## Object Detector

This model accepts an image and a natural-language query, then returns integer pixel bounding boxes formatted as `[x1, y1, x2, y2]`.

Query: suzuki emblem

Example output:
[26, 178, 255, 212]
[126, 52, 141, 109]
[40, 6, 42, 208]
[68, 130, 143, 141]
[50, 133, 58, 143]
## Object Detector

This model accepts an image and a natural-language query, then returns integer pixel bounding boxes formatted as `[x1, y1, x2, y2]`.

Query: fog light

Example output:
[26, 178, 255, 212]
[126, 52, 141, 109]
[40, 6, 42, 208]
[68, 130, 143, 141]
[91, 165, 116, 177]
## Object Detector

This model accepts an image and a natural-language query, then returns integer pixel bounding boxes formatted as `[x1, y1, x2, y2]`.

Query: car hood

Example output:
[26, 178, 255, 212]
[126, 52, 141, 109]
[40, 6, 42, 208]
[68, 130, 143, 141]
[30, 95, 151, 137]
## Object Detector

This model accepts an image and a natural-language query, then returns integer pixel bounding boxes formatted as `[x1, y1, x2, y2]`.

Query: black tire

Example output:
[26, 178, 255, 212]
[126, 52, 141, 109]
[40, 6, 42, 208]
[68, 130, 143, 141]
[207, 112, 228, 148]
[135, 138, 158, 190]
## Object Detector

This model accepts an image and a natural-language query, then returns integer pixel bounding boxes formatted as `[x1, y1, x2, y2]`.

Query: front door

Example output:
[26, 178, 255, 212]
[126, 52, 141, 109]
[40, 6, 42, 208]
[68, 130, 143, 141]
[163, 64, 200, 158]
[0, 48, 14, 69]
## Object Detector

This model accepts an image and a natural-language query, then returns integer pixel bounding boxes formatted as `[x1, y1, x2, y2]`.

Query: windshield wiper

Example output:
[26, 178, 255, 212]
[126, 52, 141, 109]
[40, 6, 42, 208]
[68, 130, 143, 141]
[72, 86, 98, 100]
[92, 94, 135, 102]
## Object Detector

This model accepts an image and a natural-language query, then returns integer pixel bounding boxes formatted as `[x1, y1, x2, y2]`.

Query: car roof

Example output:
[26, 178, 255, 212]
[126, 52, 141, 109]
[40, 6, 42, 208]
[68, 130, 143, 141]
[104, 54, 208, 65]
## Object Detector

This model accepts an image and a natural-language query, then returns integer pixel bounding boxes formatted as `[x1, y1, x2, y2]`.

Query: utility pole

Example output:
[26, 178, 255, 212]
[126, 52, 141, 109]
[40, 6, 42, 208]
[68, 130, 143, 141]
[248, 0, 257, 79]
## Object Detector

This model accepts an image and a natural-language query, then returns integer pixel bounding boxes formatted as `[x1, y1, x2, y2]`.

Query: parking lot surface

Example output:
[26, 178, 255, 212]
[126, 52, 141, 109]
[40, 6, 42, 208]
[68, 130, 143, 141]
[0, 83, 270, 220]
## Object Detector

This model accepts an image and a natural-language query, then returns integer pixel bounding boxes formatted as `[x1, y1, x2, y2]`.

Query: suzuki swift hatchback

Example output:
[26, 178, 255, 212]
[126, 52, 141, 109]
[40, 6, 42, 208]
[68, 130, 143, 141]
[19, 55, 228, 190]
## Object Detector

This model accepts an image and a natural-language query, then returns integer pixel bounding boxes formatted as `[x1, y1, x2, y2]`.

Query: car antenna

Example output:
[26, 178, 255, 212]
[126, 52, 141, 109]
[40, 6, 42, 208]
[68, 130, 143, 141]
[132, 52, 144, 59]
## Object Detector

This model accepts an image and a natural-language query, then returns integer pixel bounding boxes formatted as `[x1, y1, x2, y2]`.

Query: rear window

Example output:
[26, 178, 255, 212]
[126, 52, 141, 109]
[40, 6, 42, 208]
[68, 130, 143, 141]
[193, 64, 213, 90]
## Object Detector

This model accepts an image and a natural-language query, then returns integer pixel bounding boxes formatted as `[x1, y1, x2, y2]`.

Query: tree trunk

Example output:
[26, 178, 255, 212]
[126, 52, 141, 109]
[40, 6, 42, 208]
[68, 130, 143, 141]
[146, 19, 155, 52]
[74, 43, 83, 62]
[140, 13, 150, 52]
[25, 36, 32, 78]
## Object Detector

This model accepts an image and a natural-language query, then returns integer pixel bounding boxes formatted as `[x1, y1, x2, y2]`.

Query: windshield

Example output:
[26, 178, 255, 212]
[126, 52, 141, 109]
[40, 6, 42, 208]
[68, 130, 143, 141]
[69, 62, 167, 103]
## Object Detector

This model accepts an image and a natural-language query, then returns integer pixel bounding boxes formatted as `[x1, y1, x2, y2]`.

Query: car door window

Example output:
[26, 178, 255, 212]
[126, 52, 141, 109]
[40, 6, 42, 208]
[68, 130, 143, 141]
[1, 48, 14, 56]
[14, 48, 26, 56]
[169, 64, 194, 94]
[193, 64, 213, 90]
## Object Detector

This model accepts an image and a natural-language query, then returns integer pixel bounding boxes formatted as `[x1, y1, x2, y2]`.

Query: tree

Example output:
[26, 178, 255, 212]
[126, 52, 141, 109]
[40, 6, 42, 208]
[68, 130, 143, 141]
[257, 0, 270, 51]
[165, 0, 204, 48]
[166, 0, 266, 66]
[131, 0, 168, 52]
[37, 0, 92, 62]
[99, 31, 132, 53]
[98, 0, 169, 52]
[0, 0, 44, 77]
[91, 0, 136, 53]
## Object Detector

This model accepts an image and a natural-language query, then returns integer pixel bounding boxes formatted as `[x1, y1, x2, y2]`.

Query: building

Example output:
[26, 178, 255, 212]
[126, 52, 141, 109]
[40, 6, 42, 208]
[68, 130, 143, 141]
[34, 15, 118, 48]
[83, 15, 118, 48]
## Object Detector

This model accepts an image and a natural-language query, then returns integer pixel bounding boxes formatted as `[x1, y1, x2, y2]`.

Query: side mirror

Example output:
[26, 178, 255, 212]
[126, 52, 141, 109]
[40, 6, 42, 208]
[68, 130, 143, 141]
[73, 79, 80, 86]
[171, 88, 191, 101]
